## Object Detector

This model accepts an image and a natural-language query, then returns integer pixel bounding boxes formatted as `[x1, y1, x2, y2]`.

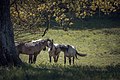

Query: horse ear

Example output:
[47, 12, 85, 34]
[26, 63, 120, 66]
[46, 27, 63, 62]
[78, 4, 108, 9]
[46, 38, 50, 41]
[52, 39, 54, 42]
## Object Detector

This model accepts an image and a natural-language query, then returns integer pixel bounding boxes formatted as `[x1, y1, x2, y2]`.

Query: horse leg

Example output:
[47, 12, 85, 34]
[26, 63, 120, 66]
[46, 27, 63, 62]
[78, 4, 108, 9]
[69, 57, 71, 65]
[53, 56, 57, 63]
[56, 55, 59, 62]
[64, 56, 66, 64]
[29, 54, 32, 63]
[33, 53, 38, 64]
[49, 55, 52, 63]
[73, 56, 74, 65]
[29, 55, 30, 63]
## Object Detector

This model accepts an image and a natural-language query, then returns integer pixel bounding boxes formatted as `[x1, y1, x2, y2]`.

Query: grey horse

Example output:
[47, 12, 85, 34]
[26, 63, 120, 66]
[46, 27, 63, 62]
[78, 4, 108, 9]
[59, 45, 87, 65]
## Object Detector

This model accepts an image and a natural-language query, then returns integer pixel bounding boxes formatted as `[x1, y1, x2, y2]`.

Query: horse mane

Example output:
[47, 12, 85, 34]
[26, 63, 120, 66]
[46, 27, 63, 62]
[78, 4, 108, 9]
[32, 39, 42, 43]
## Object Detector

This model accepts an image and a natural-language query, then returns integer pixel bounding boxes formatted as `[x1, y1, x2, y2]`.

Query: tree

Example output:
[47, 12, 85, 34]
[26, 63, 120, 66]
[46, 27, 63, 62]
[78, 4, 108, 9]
[11, 0, 120, 34]
[0, 0, 22, 66]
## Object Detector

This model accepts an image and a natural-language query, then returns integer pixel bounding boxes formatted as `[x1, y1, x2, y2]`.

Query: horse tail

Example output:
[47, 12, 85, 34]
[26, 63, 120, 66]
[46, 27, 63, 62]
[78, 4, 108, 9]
[76, 51, 87, 57]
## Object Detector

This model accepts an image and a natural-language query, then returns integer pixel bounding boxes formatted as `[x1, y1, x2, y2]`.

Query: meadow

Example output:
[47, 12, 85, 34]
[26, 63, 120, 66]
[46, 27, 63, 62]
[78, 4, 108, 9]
[0, 28, 120, 80]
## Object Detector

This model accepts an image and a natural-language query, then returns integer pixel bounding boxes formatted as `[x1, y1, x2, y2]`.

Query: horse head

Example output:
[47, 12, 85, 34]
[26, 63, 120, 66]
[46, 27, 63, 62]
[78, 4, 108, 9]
[46, 38, 54, 48]
[15, 42, 25, 54]
[40, 38, 53, 51]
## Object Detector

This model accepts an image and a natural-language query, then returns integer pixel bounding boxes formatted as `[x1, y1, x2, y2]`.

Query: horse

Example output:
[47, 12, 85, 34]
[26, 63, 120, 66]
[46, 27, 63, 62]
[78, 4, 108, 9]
[15, 38, 52, 64]
[47, 41, 87, 65]
[47, 42, 62, 63]
[59, 44, 87, 65]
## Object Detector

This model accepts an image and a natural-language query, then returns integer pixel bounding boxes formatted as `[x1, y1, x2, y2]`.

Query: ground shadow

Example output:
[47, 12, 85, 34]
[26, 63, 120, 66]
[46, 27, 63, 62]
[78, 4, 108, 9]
[0, 63, 120, 80]
[11, 63, 120, 80]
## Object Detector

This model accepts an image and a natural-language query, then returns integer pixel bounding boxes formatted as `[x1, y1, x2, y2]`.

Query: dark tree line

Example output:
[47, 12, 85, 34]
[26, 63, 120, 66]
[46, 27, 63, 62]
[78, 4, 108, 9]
[10, 0, 120, 32]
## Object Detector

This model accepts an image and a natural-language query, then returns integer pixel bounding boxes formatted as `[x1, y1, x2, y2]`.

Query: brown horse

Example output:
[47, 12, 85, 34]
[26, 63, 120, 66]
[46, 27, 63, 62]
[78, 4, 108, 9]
[15, 39, 52, 63]
[47, 41, 87, 65]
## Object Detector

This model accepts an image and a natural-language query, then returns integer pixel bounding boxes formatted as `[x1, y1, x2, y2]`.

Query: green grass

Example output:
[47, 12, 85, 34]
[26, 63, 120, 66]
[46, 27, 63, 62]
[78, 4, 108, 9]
[1, 28, 120, 80]
[0, 64, 120, 80]
[16, 28, 120, 67]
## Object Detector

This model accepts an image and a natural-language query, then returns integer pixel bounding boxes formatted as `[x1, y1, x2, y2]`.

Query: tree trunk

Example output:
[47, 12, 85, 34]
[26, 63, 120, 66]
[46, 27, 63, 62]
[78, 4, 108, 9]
[0, 0, 22, 66]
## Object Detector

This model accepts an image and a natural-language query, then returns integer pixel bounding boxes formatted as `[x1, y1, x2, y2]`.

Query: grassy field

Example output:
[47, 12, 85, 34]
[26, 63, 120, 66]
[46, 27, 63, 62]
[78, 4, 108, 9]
[0, 28, 120, 80]
[16, 28, 120, 66]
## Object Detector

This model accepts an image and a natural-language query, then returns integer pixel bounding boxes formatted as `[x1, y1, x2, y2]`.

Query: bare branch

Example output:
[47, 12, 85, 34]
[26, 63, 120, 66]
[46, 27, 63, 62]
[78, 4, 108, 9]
[42, 26, 49, 37]
[10, 0, 23, 7]
[10, 0, 16, 6]
[14, 1, 27, 23]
